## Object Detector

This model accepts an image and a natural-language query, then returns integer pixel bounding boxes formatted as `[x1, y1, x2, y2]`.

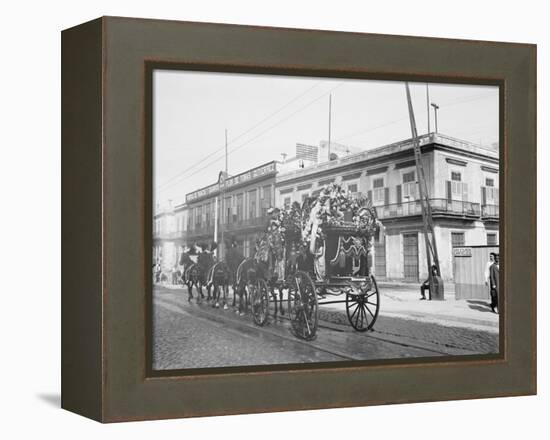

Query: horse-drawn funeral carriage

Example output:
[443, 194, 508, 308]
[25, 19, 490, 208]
[245, 183, 384, 340]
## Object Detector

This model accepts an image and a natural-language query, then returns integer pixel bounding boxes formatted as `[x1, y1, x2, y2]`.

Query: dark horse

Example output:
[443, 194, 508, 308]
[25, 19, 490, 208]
[234, 257, 261, 315]
[179, 247, 201, 302]
[205, 260, 233, 308]
[225, 243, 245, 309]
[180, 244, 231, 308]
[234, 247, 286, 317]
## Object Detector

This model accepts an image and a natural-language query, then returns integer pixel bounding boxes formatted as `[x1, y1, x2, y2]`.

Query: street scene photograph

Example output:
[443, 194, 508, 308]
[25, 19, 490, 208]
[152, 70, 500, 371]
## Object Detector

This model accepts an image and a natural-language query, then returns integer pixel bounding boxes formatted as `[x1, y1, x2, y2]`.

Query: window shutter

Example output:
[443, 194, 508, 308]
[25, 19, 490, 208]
[481, 187, 487, 205]
[384, 187, 389, 205]
[446, 181, 452, 203]
[462, 182, 468, 202]
[367, 190, 373, 203]
[396, 185, 402, 204]
[495, 188, 499, 204]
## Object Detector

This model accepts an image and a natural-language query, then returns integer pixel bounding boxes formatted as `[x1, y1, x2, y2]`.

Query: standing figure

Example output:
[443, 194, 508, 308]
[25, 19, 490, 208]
[484, 252, 496, 297]
[313, 240, 326, 281]
[489, 254, 499, 313]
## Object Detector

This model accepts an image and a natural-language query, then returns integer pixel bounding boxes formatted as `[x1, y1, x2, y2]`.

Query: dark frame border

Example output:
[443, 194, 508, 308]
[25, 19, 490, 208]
[144, 61, 506, 379]
[61, 16, 536, 422]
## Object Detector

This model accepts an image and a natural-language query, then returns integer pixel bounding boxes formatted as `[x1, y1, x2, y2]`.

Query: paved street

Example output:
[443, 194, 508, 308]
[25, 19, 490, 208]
[152, 285, 499, 371]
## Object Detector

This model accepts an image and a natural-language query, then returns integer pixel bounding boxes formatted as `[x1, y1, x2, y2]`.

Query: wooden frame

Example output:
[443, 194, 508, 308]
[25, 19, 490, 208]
[61, 16, 536, 422]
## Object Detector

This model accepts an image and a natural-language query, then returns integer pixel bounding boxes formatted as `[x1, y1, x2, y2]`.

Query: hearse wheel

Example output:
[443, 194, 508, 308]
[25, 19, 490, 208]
[346, 274, 380, 332]
[287, 270, 318, 340]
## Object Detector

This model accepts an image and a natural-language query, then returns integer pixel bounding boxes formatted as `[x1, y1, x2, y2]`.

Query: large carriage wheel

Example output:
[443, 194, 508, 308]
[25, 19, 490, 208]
[251, 279, 269, 326]
[287, 271, 318, 340]
[346, 274, 380, 332]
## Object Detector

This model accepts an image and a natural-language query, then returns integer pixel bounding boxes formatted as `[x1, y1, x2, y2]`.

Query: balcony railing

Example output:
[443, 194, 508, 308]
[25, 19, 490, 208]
[181, 215, 270, 238]
[223, 215, 269, 232]
[153, 230, 188, 240]
[187, 225, 215, 237]
[481, 204, 499, 219]
[377, 199, 482, 220]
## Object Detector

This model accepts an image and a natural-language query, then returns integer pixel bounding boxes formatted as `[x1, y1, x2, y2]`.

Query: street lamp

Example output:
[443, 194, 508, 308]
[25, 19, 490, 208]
[431, 102, 440, 133]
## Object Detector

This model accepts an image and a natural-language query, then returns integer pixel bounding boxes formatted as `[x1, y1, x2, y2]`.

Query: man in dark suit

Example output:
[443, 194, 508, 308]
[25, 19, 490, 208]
[489, 254, 500, 313]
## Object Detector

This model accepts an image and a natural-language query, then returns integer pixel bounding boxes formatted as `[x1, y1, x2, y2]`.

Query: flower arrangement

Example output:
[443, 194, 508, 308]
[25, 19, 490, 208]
[257, 183, 381, 261]
[301, 183, 380, 245]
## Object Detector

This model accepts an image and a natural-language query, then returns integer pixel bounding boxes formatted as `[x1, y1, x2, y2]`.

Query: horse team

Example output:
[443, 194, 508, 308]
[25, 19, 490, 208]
[177, 242, 286, 317]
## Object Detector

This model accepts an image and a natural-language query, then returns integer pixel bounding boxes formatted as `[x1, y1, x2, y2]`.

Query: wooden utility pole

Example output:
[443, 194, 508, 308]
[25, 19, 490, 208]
[219, 129, 228, 259]
[426, 84, 431, 134]
[328, 94, 332, 160]
[404, 83, 441, 298]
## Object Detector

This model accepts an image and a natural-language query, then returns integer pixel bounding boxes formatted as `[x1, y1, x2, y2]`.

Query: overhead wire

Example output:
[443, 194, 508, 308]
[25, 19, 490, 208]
[157, 82, 344, 192]
[156, 81, 322, 191]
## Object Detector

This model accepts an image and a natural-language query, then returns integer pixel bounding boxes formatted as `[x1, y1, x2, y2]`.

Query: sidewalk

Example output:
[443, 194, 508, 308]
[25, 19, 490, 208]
[367, 281, 499, 333]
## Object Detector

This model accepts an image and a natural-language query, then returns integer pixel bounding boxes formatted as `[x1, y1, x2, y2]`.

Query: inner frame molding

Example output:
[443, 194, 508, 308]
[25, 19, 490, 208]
[61, 16, 536, 423]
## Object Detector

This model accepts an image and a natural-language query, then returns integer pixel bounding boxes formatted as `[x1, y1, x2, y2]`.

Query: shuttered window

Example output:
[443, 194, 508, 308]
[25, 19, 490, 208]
[451, 232, 465, 247]
[248, 189, 257, 219]
[372, 177, 385, 204]
[195, 206, 201, 227]
[396, 184, 402, 204]
[236, 194, 244, 221]
[447, 171, 468, 201]
[402, 171, 418, 200]
[261, 185, 271, 215]
[482, 186, 499, 204]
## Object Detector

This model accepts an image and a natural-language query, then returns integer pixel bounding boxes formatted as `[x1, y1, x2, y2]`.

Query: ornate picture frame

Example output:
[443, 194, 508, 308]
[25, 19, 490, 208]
[61, 16, 536, 422]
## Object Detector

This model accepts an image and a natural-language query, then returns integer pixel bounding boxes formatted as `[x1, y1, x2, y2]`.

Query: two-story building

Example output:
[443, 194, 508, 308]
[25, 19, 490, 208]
[185, 161, 278, 258]
[275, 133, 499, 282]
[153, 201, 189, 271]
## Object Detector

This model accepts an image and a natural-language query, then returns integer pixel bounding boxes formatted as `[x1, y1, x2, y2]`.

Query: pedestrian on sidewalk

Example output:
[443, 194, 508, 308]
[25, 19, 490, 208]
[489, 254, 499, 313]
[484, 252, 495, 294]
[420, 265, 439, 300]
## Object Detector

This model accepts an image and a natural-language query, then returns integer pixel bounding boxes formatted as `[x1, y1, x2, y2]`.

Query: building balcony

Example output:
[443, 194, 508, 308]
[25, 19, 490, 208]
[481, 204, 500, 220]
[153, 230, 188, 241]
[222, 215, 270, 232]
[187, 225, 215, 238]
[377, 199, 481, 221]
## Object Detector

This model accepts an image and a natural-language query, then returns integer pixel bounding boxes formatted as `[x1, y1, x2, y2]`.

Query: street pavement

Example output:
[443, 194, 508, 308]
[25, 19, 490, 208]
[152, 283, 499, 371]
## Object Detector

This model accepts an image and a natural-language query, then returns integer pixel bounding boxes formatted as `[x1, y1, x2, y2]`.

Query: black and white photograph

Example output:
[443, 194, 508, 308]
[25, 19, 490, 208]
[152, 70, 500, 371]
[2, 0, 543, 434]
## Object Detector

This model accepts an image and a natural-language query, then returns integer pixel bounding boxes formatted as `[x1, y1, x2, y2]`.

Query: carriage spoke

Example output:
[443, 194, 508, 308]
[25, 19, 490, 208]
[363, 305, 370, 328]
[354, 304, 362, 328]
[349, 302, 361, 322]
[361, 304, 368, 328]
[365, 303, 376, 320]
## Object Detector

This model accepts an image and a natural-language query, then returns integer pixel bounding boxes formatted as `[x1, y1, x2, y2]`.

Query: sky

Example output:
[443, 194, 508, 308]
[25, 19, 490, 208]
[153, 70, 499, 208]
